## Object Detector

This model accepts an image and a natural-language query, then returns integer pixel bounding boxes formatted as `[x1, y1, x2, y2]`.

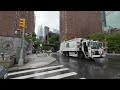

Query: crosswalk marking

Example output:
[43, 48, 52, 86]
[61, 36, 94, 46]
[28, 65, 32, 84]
[79, 78, 86, 79]
[8, 65, 64, 76]
[44, 72, 77, 79]
[10, 68, 69, 79]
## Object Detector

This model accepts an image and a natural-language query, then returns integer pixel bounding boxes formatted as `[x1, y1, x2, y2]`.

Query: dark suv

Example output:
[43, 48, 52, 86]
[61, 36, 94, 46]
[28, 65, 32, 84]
[0, 66, 8, 79]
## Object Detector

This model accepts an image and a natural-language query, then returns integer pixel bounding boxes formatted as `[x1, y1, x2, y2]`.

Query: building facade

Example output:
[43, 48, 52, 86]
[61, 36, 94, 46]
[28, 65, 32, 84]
[37, 24, 43, 40]
[60, 11, 102, 42]
[43, 26, 50, 43]
[104, 11, 120, 32]
[0, 11, 35, 37]
[44, 26, 50, 36]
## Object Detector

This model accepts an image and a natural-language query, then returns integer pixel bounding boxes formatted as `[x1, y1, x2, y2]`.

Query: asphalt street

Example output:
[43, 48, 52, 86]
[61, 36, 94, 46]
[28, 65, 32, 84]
[7, 53, 120, 79]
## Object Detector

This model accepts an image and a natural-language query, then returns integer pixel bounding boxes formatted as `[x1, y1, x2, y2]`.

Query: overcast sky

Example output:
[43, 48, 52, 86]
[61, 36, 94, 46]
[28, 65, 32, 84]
[34, 11, 59, 35]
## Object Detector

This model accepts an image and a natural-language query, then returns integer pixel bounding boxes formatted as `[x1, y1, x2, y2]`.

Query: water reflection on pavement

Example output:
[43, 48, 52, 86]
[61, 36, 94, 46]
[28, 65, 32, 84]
[51, 53, 120, 79]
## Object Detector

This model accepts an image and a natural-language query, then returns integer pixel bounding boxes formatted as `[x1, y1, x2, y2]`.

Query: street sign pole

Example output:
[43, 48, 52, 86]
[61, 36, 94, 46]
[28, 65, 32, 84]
[18, 28, 25, 66]
[18, 18, 25, 66]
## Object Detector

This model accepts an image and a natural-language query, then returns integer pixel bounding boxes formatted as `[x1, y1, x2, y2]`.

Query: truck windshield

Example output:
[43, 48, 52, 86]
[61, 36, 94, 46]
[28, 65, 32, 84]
[91, 42, 100, 49]
[98, 42, 103, 48]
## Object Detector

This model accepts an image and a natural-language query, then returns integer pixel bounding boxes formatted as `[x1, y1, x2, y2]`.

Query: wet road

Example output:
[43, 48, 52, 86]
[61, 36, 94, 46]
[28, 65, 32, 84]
[7, 53, 120, 79]
[50, 53, 120, 79]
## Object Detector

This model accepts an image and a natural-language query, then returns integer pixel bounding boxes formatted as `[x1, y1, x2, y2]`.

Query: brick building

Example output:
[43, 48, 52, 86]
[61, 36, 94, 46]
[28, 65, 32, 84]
[0, 11, 35, 37]
[60, 11, 102, 42]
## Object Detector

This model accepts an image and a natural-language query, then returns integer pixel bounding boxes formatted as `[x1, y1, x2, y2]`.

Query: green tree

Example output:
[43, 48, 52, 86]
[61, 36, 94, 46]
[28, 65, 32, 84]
[90, 32, 120, 53]
[48, 34, 59, 44]
[24, 32, 37, 44]
[48, 34, 60, 51]
[89, 32, 106, 42]
[107, 33, 120, 53]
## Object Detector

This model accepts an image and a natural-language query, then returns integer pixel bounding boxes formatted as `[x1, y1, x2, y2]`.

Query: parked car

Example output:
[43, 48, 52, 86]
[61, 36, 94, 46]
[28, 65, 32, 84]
[32, 49, 36, 53]
[0, 66, 8, 79]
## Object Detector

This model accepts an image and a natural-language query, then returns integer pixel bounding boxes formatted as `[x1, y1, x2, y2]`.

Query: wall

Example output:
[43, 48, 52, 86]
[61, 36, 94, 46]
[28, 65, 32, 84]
[0, 36, 22, 54]
[60, 11, 102, 42]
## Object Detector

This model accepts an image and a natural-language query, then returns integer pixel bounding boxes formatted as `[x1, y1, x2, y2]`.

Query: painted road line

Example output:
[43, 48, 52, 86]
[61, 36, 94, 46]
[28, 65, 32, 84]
[19, 62, 48, 69]
[44, 72, 77, 79]
[10, 68, 69, 79]
[79, 78, 86, 79]
[8, 65, 64, 76]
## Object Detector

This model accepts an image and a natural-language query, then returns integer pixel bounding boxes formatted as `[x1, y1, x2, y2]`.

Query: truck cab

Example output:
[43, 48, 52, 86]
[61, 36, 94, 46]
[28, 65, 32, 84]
[86, 40, 105, 58]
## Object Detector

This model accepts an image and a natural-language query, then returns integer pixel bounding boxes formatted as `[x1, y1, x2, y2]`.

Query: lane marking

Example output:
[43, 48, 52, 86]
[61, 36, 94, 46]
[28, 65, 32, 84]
[79, 78, 86, 79]
[8, 65, 64, 76]
[10, 68, 69, 79]
[44, 72, 77, 79]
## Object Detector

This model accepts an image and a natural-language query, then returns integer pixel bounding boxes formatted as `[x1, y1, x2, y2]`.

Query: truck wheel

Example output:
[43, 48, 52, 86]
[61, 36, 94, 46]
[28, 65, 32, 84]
[63, 51, 67, 56]
[78, 51, 85, 60]
[66, 51, 69, 57]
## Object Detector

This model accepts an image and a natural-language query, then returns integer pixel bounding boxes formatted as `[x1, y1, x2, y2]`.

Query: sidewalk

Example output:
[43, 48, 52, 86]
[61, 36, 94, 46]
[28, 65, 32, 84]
[8, 53, 56, 72]
[106, 53, 120, 59]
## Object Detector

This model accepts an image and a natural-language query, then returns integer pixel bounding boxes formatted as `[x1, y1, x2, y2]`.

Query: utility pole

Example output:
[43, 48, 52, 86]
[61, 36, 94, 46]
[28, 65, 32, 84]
[18, 18, 25, 66]
[101, 11, 108, 54]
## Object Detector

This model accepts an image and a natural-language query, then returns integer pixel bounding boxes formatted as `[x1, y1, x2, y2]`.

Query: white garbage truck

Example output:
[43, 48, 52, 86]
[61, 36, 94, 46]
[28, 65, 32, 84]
[60, 38, 105, 59]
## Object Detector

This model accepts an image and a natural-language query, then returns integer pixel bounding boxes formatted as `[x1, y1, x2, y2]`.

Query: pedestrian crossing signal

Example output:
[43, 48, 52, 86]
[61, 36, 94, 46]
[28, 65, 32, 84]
[19, 18, 25, 29]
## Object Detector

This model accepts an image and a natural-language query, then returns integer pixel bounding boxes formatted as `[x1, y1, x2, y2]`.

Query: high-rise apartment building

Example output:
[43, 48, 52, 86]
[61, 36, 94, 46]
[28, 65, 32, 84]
[44, 26, 49, 36]
[0, 11, 35, 36]
[104, 11, 120, 30]
[60, 11, 102, 42]
[37, 25, 43, 40]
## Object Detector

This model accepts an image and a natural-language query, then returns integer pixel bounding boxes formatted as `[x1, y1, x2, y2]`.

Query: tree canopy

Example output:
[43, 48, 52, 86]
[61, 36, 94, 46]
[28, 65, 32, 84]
[48, 34, 60, 51]
[89, 32, 120, 53]
[89, 32, 106, 42]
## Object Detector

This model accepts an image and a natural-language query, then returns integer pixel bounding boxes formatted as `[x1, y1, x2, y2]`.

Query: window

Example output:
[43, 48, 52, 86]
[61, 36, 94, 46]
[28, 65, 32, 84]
[16, 16, 18, 18]
[66, 43, 69, 48]
[0, 17, 2, 20]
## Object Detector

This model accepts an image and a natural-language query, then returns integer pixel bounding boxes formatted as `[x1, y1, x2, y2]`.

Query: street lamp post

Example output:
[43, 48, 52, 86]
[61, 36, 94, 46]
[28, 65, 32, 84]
[18, 28, 25, 66]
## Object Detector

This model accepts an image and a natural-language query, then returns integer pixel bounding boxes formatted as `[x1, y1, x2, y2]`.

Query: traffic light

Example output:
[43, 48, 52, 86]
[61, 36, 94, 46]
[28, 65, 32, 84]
[19, 18, 25, 29]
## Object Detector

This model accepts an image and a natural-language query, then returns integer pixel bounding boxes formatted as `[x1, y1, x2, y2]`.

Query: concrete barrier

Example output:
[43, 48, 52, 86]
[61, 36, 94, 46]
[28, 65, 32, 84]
[0, 59, 14, 69]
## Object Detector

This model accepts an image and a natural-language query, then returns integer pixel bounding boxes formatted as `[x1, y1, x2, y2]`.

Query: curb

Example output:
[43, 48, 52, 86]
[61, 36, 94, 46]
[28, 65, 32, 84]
[8, 56, 56, 72]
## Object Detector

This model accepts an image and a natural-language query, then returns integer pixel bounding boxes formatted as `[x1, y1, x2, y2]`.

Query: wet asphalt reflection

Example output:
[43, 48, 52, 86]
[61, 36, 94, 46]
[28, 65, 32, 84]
[50, 53, 120, 79]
